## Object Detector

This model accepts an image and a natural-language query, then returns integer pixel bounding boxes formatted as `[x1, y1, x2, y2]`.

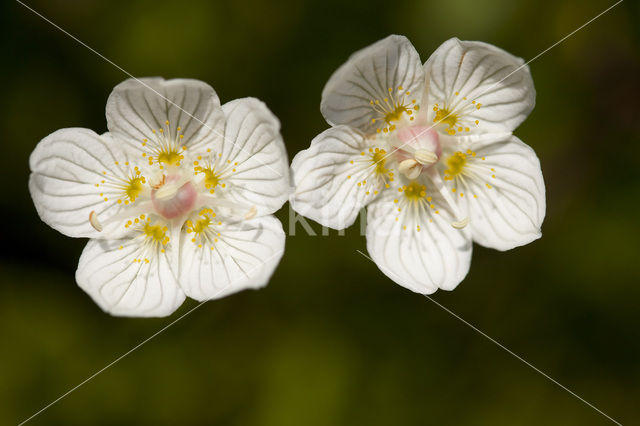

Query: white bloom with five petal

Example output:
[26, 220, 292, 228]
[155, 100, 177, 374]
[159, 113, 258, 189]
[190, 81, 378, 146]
[291, 35, 545, 294]
[30, 78, 289, 317]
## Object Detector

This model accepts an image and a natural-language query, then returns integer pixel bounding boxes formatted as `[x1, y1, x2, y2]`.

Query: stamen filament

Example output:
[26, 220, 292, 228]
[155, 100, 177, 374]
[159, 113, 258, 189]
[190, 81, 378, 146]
[427, 172, 469, 229]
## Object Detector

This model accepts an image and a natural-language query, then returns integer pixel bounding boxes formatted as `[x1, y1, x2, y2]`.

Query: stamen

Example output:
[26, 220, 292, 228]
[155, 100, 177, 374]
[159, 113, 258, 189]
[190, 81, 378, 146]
[141, 120, 185, 166]
[414, 149, 438, 166]
[96, 166, 148, 205]
[129, 218, 171, 263]
[427, 173, 469, 230]
[245, 205, 257, 220]
[198, 196, 259, 222]
[432, 95, 480, 135]
[451, 217, 470, 229]
[369, 86, 419, 133]
[89, 211, 103, 232]
[398, 159, 421, 179]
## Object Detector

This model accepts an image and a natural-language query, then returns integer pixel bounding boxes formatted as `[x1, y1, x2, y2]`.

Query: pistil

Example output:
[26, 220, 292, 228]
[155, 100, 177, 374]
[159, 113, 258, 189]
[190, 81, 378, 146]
[151, 175, 198, 219]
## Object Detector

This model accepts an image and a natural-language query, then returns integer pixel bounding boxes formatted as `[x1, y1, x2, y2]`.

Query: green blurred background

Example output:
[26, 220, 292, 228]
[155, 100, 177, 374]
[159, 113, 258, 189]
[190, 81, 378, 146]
[1, 0, 639, 424]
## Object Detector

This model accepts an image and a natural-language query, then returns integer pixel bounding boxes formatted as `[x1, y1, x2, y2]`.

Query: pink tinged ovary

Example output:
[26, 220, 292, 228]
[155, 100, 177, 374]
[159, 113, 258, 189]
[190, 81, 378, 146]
[151, 175, 198, 219]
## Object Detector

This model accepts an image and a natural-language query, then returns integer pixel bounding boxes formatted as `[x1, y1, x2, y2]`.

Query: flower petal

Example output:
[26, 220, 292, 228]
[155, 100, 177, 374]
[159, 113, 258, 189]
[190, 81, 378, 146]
[367, 176, 472, 294]
[76, 238, 185, 317]
[366, 177, 472, 293]
[208, 98, 289, 215]
[29, 128, 147, 238]
[424, 38, 535, 135]
[321, 35, 425, 135]
[178, 215, 285, 301]
[106, 77, 225, 153]
[290, 126, 392, 229]
[440, 133, 545, 250]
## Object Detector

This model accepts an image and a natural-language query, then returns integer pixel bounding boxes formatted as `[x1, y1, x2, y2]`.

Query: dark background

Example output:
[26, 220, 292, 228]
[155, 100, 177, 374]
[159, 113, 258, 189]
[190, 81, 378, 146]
[1, 0, 639, 424]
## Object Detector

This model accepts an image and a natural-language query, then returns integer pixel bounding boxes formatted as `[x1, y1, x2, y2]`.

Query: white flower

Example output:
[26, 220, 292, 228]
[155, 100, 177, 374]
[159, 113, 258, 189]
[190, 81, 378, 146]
[29, 78, 290, 317]
[291, 36, 545, 294]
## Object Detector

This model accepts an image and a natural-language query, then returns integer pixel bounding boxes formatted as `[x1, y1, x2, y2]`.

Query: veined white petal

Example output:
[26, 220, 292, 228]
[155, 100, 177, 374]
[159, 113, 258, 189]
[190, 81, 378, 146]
[76, 233, 185, 317]
[321, 35, 425, 135]
[366, 177, 472, 293]
[179, 214, 285, 301]
[290, 126, 393, 229]
[439, 133, 545, 251]
[106, 77, 225, 155]
[424, 38, 535, 135]
[29, 128, 150, 238]
[195, 98, 289, 216]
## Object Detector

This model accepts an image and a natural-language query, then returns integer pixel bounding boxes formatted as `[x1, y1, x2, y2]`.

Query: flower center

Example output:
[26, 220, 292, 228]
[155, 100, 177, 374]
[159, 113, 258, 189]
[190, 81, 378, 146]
[203, 168, 220, 189]
[185, 208, 221, 250]
[402, 181, 428, 201]
[125, 177, 145, 201]
[193, 156, 223, 194]
[140, 120, 187, 167]
[446, 152, 467, 176]
[96, 164, 148, 206]
[444, 149, 478, 181]
[371, 150, 388, 175]
[144, 222, 169, 243]
[384, 106, 408, 125]
[393, 126, 441, 179]
[157, 150, 182, 166]
[433, 106, 458, 130]
[151, 174, 198, 219]
[129, 219, 171, 263]
[393, 181, 438, 232]
[432, 94, 482, 135]
[192, 215, 211, 233]
[370, 86, 420, 134]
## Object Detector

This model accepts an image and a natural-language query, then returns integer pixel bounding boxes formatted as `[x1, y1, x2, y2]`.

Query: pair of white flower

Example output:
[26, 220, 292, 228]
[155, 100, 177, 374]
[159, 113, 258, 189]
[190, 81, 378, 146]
[29, 35, 545, 317]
